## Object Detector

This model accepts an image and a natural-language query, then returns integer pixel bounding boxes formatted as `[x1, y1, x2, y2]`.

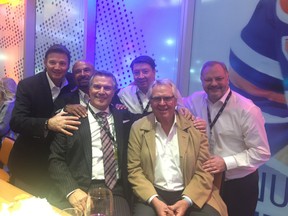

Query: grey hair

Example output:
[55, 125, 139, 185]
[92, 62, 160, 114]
[147, 79, 182, 101]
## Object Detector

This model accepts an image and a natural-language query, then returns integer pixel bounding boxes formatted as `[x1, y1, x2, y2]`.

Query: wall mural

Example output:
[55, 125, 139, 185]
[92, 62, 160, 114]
[0, 0, 24, 82]
[190, 0, 288, 215]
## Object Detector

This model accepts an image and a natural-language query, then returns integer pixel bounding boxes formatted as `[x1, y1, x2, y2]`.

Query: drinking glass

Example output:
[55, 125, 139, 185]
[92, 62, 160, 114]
[85, 187, 113, 216]
[61, 207, 83, 216]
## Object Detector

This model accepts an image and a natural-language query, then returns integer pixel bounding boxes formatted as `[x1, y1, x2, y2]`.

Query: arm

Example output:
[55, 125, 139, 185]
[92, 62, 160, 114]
[0, 102, 14, 136]
[49, 132, 87, 210]
[224, 105, 270, 170]
[127, 121, 158, 202]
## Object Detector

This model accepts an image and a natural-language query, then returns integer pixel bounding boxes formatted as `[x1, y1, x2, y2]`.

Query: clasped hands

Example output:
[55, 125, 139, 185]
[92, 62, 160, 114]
[152, 197, 190, 216]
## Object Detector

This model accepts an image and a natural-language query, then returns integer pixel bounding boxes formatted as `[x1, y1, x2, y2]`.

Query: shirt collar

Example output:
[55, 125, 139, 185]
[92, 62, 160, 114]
[88, 103, 110, 115]
[46, 72, 68, 90]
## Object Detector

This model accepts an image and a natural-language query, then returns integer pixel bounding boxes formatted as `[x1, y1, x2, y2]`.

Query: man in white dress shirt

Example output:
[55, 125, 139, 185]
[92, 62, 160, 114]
[183, 61, 271, 216]
[116, 55, 156, 114]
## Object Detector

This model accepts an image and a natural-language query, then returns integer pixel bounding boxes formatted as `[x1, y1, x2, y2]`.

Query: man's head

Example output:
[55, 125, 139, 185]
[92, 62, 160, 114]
[72, 60, 95, 93]
[200, 61, 229, 103]
[89, 70, 118, 111]
[130, 55, 156, 94]
[148, 79, 179, 123]
[44, 44, 71, 87]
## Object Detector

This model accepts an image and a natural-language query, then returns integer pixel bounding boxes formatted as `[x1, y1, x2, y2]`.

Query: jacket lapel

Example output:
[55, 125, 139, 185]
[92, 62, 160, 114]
[79, 117, 93, 175]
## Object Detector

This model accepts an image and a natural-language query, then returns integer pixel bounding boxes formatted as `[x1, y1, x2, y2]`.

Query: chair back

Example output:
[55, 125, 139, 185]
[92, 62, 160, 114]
[0, 137, 14, 165]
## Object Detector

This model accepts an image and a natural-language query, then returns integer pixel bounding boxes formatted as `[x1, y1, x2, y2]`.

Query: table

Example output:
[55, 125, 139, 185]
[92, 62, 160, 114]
[0, 179, 63, 214]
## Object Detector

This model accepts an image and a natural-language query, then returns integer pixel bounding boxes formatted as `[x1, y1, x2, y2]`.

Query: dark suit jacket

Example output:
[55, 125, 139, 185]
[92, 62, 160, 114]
[53, 88, 80, 112]
[8, 72, 75, 186]
[48, 106, 136, 208]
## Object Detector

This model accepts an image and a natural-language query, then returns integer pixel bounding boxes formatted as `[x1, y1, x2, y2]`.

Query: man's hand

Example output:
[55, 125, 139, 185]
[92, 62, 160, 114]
[68, 189, 87, 212]
[178, 107, 194, 121]
[151, 197, 174, 216]
[64, 104, 88, 118]
[193, 117, 207, 133]
[47, 112, 81, 136]
[168, 199, 189, 216]
[202, 155, 226, 174]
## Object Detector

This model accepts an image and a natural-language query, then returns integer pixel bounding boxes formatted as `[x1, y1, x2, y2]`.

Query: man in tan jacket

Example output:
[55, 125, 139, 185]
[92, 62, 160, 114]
[127, 79, 227, 216]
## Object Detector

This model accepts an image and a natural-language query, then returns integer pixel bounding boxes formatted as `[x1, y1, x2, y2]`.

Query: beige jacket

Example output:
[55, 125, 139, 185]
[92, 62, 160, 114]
[127, 113, 228, 216]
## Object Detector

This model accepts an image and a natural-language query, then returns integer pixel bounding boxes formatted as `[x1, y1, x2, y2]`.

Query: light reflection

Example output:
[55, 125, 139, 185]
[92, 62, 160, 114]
[0, 0, 22, 6]
[165, 38, 175, 46]
[190, 68, 195, 74]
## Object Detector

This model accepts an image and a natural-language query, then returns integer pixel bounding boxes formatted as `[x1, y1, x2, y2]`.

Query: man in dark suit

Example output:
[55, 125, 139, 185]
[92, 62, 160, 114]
[8, 44, 81, 198]
[49, 71, 135, 215]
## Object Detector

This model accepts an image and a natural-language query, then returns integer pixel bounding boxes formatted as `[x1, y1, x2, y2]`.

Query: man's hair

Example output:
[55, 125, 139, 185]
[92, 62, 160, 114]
[147, 79, 181, 101]
[200, 61, 228, 77]
[89, 70, 118, 90]
[44, 44, 71, 63]
[130, 55, 156, 70]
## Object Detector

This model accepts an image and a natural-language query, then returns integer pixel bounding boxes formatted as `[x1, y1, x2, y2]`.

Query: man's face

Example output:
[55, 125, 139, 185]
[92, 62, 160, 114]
[150, 84, 177, 122]
[132, 63, 155, 93]
[201, 64, 229, 103]
[89, 75, 115, 110]
[44, 52, 69, 86]
[72, 61, 94, 90]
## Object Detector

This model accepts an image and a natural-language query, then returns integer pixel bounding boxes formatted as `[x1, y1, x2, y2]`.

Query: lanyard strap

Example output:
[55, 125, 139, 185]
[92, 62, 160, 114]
[207, 90, 232, 130]
[88, 106, 115, 142]
[136, 91, 150, 114]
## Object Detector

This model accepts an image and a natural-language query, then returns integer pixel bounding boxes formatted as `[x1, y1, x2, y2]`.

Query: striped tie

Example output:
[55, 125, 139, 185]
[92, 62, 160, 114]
[97, 112, 117, 190]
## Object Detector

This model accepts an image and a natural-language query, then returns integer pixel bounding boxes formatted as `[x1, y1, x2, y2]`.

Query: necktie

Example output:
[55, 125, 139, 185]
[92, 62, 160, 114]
[97, 112, 117, 190]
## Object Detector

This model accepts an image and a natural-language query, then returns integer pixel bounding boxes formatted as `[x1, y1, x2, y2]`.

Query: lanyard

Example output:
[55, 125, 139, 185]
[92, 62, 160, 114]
[136, 91, 150, 114]
[88, 106, 115, 142]
[207, 90, 232, 130]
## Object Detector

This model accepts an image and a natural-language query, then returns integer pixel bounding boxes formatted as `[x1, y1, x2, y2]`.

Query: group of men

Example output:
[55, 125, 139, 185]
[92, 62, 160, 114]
[8, 44, 270, 216]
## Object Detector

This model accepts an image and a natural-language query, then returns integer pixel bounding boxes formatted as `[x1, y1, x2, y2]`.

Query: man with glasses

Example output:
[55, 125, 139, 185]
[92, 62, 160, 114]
[127, 79, 227, 216]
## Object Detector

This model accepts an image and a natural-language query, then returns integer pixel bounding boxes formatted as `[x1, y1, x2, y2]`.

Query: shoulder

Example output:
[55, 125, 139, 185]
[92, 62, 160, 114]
[18, 72, 46, 87]
[118, 84, 136, 97]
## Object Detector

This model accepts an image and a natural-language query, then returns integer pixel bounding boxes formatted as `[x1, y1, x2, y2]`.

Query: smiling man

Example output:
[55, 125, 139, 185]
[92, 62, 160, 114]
[184, 61, 271, 216]
[116, 55, 156, 114]
[127, 79, 227, 216]
[9, 44, 80, 198]
[49, 71, 137, 215]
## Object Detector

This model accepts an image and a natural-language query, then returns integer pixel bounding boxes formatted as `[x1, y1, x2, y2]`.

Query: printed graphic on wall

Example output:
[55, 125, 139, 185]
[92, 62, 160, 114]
[190, 0, 288, 215]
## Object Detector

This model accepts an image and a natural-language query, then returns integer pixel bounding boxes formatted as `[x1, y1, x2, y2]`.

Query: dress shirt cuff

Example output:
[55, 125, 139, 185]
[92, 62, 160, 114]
[66, 189, 77, 199]
[223, 156, 238, 170]
[148, 194, 158, 204]
[182, 195, 193, 206]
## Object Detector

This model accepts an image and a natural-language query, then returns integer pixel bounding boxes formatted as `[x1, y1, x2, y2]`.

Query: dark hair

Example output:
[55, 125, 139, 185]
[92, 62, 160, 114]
[89, 70, 118, 90]
[44, 44, 71, 63]
[130, 55, 156, 70]
[200, 61, 228, 77]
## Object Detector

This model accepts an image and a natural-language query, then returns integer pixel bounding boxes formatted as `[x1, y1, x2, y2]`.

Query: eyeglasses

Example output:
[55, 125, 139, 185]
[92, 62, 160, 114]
[150, 96, 175, 103]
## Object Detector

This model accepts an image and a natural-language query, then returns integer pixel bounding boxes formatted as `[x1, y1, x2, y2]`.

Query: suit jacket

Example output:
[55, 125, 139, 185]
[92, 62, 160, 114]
[8, 71, 75, 184]
[127, 113, 228, 216]
[48, 106, 136, 208]
[53, 88, 80, 112]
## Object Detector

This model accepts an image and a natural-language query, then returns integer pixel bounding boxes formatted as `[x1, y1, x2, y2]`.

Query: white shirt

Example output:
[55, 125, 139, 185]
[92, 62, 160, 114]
[88, 105, 119, 180]
[46, 72, 68, 101]
[154, 118, 184, 191]
[78, 89, 90, 106]
[183, 89, 271, 180]
[118, 84, 152, 114]
[118, 84, 185, 114]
